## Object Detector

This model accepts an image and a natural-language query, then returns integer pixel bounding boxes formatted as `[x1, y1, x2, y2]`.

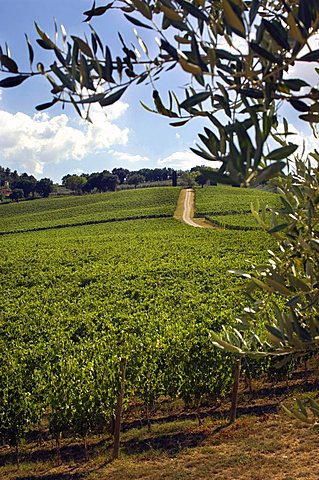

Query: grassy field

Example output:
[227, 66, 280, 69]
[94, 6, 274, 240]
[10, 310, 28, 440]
[1, 185, 317, 479]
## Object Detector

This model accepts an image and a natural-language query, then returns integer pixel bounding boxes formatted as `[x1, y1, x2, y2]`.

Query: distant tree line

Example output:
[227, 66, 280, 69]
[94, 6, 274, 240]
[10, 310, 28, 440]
[0, 166, 53, 201]
[62, 166, 218, 194]
[62, 167, 178, 194]
[0, 164, 218, 201]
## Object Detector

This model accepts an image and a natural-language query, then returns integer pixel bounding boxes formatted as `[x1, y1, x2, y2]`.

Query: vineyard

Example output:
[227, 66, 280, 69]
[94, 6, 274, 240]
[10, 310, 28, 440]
[0, 186, 316, 478]
[195, 185, 280, 230]
[0, 187, 180, 234]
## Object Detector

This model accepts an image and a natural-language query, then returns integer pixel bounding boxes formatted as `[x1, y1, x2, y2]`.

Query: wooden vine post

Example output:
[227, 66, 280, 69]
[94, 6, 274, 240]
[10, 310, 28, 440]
[229, 357, 241, 424]
[112, 357, 126, 460]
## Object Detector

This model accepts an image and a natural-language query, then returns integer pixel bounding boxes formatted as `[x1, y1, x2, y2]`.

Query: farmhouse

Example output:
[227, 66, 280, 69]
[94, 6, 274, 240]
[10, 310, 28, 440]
[0, 181, 12, 197]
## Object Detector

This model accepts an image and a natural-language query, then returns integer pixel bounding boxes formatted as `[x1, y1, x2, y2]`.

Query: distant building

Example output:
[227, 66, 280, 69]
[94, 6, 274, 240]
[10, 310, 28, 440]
[0, 181, 13, 197]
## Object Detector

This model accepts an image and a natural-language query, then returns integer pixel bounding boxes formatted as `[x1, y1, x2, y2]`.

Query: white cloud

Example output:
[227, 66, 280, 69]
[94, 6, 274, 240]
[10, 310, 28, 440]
[286, 35, 319, 89]
[80, 89, 128, 121]
[274, 123, 319, 159]
[0, 102, 129, 176]
[68, 168, 84, 175]
[101, 101, 129, 121]
[158, 150, 220, 170]
[109, 150, 149, 163]
[218, 35, 248, 55]
[175, 133, 181, 139]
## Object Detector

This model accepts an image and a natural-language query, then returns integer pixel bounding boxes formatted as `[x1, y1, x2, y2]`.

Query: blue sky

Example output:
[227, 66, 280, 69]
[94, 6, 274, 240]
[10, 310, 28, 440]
[0, 1, 318, 182]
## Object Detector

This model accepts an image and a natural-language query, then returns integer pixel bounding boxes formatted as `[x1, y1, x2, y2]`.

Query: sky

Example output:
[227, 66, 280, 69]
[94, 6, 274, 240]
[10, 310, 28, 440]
[0, 1, 318, 183]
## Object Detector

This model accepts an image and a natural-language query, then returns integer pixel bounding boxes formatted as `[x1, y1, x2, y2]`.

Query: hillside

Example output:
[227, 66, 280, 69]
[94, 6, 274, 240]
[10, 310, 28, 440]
[0, 186, 317, 479]
[0, 187, 180, 233]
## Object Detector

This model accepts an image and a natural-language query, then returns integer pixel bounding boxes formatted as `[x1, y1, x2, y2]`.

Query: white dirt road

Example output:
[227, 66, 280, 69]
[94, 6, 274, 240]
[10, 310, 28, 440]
[182, 189, 205, 228]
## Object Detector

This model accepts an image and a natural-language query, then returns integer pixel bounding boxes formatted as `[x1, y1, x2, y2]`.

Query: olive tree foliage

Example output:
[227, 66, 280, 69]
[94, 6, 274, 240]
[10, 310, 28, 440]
[211, 153, 319, 425]
[1, 0, 319, 186]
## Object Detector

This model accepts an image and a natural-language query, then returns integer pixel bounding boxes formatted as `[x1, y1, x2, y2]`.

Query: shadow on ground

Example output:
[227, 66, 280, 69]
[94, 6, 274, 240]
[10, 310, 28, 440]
[19, 474, 85, 480]
[1, 376, 317, 478]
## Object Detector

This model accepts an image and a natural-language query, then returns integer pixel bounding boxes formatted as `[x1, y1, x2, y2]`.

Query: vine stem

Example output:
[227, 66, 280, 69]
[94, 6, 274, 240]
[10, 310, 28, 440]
[112, 357, 126, 460]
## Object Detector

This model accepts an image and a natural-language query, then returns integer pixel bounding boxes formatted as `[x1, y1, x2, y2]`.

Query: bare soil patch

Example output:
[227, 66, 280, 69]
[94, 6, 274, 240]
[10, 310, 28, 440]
[174, 189, 214, 228]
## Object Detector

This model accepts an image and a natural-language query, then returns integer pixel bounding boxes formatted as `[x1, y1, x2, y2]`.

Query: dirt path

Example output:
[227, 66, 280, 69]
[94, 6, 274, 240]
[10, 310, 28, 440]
[174, 188, 213, 228]
[182, 189, 204, 228]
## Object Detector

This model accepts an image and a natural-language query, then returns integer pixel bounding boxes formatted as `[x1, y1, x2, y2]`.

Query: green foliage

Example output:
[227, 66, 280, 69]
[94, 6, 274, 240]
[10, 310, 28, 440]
[62, 174, 87, 193]
[14, 175, 37, 198]
[34, 178, 53, 198]
[9, 188, 24, 202]
[195, 185, 280, 216]
[47, 339, 119, 440]
[1, 0, 319, 438]
[282, 396, 319, 425]
[205, 213, 261, 231]
[229, 159, 319, 356]
[0, 342, 46, 447]
[0, 186, 277, 447]
[127, 173, 145, 187]
[211, 158, 319, 425]
[0, 187, 180, 233]
[82, 171, 120, 193]
[194, 172, 209, 188]
[179, 171, 199, 188]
